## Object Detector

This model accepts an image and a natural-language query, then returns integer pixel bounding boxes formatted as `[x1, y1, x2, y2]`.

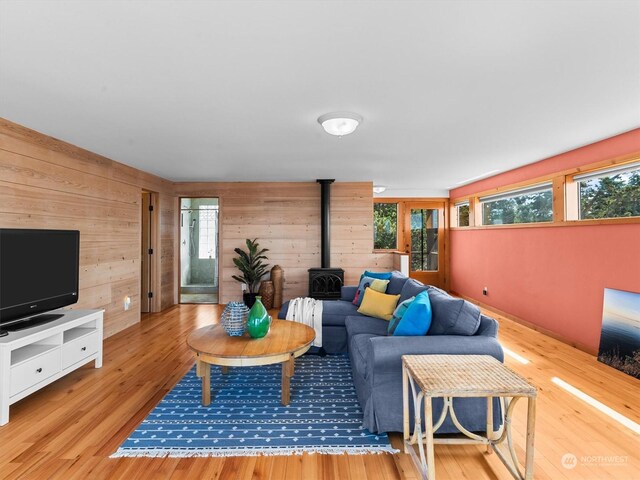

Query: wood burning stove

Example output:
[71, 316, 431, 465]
[308, 179, 344, 300]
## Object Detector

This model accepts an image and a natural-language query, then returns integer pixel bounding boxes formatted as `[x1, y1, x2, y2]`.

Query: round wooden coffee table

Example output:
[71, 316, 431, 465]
[186, 319, 315, 406]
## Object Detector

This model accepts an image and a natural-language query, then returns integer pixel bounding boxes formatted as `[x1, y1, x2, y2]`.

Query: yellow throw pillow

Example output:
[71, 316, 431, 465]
[357, 288, 401, 321]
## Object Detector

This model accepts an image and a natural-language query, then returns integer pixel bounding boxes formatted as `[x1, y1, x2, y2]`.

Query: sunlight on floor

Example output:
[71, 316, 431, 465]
[503, 347, 530, 364]
[551, 376, 640, 435]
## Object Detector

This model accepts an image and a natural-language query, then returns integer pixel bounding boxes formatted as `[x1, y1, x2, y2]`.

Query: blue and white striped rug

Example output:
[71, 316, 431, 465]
[111, 354, 397, 457]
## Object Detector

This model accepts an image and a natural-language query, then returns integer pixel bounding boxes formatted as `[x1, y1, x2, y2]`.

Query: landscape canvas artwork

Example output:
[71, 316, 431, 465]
[598, 288, 640, 378]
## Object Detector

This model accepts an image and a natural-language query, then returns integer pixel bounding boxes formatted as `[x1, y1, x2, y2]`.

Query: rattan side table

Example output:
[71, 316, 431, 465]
[402, 354, 537, 480]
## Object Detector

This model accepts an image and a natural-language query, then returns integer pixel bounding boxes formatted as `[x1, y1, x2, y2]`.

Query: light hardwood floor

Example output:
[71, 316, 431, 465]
[0, 304, 638, 479]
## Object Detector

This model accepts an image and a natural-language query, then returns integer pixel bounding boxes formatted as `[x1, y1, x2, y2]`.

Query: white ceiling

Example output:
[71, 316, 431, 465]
[1, 1, 639, 197]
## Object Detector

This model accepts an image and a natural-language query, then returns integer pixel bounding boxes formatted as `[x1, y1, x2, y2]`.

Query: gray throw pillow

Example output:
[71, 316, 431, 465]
[427, 287, 481, 336]
[386, 271, 409, 295]
[398, 278, 429, 303]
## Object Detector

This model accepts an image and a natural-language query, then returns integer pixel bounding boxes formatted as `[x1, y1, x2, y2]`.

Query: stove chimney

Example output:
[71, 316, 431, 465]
[308, 179, 344, 300]
[317, 179, 334, 268]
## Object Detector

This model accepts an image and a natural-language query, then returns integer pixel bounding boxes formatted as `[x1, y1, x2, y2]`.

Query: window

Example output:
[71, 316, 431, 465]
[373, 202, 398, 249]
[480, 182, 552, 225]
[574, 162, 640, 220]
[198, 205, 218, 259]
[455, 201, 470, 227]
[410, 208, 439, 271]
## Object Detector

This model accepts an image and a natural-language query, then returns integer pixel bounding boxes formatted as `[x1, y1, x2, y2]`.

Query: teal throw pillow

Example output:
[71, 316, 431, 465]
[360, 270, 393, 281]
[387, 296, 415, 335]
[393, 291, 432, 336]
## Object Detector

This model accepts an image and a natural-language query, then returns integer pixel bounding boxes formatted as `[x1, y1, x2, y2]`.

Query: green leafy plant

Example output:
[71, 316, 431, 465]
[231, 238, 270, 293]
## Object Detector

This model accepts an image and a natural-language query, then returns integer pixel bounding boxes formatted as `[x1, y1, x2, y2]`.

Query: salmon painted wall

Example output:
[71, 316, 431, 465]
[449, 129, 640, 353]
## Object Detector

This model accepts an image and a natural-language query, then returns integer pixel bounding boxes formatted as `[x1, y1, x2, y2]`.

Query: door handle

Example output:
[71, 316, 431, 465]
[36, 368, 43, 373]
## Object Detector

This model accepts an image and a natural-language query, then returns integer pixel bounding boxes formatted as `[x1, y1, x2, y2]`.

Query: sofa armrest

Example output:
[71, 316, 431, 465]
[476, 315, 499, 338]
[341, 286, 357, 302]
[368, 335, 504, 375]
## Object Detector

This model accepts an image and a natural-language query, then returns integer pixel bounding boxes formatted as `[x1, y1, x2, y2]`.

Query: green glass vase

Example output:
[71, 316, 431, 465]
[247, 296, 270, 338]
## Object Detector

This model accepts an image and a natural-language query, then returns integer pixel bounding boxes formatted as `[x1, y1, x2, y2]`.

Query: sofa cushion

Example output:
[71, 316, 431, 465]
[349, 333, 378, 380]
[357, 289, 400, 321]
[393, 291, 432, 336]
[386, 271, 409, 295]
[322, 300, 367, 326]
[345, 315, 389, 338]
[427, 287, 481, 336]
[399, 278, 429, 303]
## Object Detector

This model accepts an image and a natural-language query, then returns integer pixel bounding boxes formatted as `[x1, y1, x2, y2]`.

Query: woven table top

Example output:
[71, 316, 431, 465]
[403, 355, 537, 397]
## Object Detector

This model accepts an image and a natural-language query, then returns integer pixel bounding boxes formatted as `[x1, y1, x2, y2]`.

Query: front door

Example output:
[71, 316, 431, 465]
[403, 202, 446, 289]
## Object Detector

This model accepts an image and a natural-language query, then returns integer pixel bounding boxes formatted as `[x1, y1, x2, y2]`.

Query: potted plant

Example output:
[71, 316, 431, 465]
[232, 238, 270, 308]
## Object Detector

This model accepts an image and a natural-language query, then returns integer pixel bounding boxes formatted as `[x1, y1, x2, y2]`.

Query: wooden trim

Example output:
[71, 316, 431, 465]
[450, 151, 640, 205]
[450, 216, 640, 231]
[552, 176, 565, 223]
[454, 292, 598, 355]
[448, 152, 640, 230]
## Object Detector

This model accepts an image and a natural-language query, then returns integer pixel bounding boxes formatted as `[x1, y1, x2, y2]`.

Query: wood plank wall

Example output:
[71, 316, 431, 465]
[0, 119, 176, 337]
[1, 118, 394, 333]
[174, 182, 394, 304]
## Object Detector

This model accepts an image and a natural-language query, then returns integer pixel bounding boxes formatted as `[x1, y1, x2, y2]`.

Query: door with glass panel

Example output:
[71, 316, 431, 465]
[403, 202, 445, 288]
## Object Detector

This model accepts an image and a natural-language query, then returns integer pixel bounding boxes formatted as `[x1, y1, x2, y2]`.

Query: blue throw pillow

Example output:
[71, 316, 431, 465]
[361, 270, 393, 281]
[352, 276, 389, 306]
[387, 296, 415, 335]
[393, 291, 432, 336]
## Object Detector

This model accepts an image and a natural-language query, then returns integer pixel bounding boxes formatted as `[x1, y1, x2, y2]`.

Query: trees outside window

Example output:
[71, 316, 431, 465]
[373, 203, 398, 250]
[482, 189, 552, 225]
[579, 170, 640, 219]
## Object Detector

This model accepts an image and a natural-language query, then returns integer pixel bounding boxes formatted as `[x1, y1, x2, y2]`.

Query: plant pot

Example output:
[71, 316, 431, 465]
[243, 292, 258, 308]
[247, 296, 271, 339]
[258, 280, 275, 310]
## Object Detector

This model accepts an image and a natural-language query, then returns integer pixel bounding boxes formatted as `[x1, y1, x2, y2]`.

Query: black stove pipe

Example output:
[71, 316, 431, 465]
[317, 179, 334, 268]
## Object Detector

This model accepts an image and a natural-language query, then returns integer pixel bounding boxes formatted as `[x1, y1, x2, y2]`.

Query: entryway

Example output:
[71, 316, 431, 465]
[180, 198, 219, 304]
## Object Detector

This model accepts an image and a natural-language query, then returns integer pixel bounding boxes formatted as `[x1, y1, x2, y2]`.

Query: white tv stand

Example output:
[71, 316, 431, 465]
[0, 309, 103, 426]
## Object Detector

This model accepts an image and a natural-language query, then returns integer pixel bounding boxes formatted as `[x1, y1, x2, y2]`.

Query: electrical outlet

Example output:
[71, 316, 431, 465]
[482, 287, 488, 296]
[123, 296, 131, 310]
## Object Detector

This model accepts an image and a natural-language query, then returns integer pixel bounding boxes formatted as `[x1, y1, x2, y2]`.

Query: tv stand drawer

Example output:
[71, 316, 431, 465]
[62, 331, 99, 369]
[10, 348, 62, 396]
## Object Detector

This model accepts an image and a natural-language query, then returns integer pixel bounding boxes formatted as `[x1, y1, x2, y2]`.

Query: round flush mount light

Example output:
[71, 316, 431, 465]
[373, 186, 386, 194]
[317, 112, 363, 136]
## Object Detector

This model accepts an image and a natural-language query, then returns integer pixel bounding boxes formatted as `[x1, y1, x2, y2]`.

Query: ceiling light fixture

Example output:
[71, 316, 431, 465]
[373, 186, 386, 194]
[317, 112, 363, 136]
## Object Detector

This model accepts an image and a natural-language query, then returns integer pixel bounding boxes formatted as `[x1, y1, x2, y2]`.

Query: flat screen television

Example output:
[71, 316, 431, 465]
[0, 229, 80, 330]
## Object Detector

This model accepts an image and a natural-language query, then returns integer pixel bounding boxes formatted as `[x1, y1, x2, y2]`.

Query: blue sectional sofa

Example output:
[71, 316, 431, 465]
[279, 271, 504, 434]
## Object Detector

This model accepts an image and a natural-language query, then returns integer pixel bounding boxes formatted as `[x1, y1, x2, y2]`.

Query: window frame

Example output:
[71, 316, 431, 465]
[450, 153, 640, 230]
[454, 201, 470, 227]
[568, 160, 640, 221]
[373, 201, 400, 251]
[197, 204, 219, 260]
[479, 181, 553, 226]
